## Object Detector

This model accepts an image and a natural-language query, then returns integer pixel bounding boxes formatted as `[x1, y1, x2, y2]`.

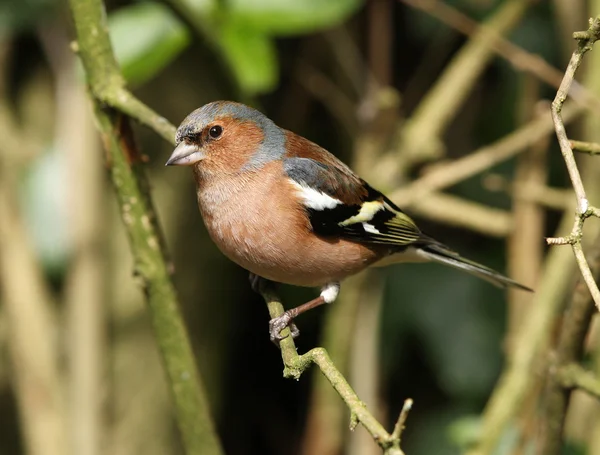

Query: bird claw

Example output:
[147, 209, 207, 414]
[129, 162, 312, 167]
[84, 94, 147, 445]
[269, 312, 300, 342]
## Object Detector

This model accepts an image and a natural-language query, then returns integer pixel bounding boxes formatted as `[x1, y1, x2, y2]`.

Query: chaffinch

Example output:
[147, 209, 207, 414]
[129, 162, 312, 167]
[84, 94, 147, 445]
[166, 101, 531, 341]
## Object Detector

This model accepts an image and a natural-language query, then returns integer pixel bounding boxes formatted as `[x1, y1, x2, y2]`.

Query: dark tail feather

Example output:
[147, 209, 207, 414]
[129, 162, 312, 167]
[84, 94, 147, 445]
[417, 243, 533, 292]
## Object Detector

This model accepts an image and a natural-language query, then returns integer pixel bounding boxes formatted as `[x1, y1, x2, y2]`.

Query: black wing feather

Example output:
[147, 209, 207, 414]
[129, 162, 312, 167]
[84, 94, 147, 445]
[283, 157, 423, 247]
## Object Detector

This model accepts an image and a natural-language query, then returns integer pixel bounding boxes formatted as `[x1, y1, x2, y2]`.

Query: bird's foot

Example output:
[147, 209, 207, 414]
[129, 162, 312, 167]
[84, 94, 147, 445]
[269, 312, 300, 342]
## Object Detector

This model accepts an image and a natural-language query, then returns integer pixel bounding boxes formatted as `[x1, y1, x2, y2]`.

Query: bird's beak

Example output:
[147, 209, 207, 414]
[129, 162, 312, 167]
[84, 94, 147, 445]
[165, 142, 205, 166]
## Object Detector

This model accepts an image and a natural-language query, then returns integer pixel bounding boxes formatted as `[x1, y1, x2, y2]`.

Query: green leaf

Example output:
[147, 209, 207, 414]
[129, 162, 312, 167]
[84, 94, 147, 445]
[108, 2, 191, 86]
[226, 0, 363, 36]
[219, 21, 278, 95]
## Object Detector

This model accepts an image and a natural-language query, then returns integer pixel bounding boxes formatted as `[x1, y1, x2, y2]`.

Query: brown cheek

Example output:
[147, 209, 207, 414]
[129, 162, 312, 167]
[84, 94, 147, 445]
[209, 122, 266, 172]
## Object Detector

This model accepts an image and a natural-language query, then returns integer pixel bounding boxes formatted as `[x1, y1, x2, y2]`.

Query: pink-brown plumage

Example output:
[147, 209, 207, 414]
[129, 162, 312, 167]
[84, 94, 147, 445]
[194, 159, 382, 287]
[166, 101, 531, 340]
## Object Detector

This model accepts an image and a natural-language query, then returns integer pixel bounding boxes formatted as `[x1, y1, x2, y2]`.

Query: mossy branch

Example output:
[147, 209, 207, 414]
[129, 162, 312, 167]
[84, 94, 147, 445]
[68, 0, 223, 453]
[260, 285, 412, 455]
[68, 0, 414, 452]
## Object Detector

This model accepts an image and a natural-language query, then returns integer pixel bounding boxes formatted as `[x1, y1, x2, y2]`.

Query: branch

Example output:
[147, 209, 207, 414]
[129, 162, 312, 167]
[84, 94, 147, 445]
[407, 192, 513, 238]
[483, 175, 573, 211]
[260, 285, 412, 455]
[39, 22, 107, 455]
[467, 18, 600, 455]
[399, 0, 600, 114]
[570, 139, 600, 155]
[546, 16, 600, 310]
[67, 0, 223, 453]
[465, 216, 587, 455]
[506, 76, 547, 356]
[0, 38, 66, 455]
[384, 0, 529, 176]
[68, 0, 414, 453]
[556, 363, 600, 400]
[538, 230, 600, 455]
[300, 273, 368, 455]
[388, 102, 583, 206]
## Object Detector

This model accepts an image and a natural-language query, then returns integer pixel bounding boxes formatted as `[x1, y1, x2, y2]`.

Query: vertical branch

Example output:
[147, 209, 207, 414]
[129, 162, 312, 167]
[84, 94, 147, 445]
[468, 17, 600, 455]
[67, 0, 224, 452]
[465, 215, 581, 455]
[368, 0, 393, 87]
[0, 40, 66, 455]
[507, 80, 547, 353]
[92, 107, 222, 455]
[348, 273, 385, 455]
[0, 169, 67, 455]
[552, 0, 586, 63]
[63, 88, 105, 455]
[581, 2, 600, 450]
[546, 17, 600, 307]
[39, 23, 107, 455]
[538, 233, 600, 455]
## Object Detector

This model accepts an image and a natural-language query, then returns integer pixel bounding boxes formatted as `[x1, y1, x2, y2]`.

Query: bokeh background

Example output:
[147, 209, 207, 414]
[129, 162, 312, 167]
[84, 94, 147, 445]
[2, 0, 600, 454]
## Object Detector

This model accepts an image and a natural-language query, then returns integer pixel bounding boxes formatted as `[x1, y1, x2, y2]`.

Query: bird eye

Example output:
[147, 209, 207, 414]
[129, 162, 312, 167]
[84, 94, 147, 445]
[208, 125, 223, 139]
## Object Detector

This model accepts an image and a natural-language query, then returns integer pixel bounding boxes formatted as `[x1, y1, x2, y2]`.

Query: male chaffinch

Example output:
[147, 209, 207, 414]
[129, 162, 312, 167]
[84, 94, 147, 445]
[166, 101, 531, 341]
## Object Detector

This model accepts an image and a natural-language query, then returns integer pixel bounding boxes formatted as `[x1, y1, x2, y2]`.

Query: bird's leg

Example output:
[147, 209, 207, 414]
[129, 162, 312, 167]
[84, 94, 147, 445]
[249, 273, 300, 340]
[249, 272, 271, 294]
[269, 282, 340, 342]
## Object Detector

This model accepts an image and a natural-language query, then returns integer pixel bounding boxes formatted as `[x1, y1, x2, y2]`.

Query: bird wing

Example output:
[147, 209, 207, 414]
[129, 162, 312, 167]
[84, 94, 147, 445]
[281, 135, 533, 291]
[282, 152, 422, 248]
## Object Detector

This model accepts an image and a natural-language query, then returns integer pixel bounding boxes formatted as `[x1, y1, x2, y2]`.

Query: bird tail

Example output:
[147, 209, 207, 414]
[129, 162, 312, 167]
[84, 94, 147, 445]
[416, 242, 533, 292]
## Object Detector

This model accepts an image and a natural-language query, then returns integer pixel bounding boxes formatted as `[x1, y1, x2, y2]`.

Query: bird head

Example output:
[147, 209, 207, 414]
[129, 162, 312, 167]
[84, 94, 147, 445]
[166, 101, 286, 174]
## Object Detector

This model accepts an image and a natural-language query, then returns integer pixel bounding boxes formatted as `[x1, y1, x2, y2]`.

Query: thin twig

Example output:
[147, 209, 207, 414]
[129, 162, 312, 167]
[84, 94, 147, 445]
[390, 399, 413, 442]
[386, 102, 582, 206]
[557, 363, 600, 400]
[468, 18, 600, 455]
[570, 139, 600, 155]
[261, 286, 409, 455]
[547, 16, 600, 310]
[384, 0, 529, 177]
[400, 0, 600, 114]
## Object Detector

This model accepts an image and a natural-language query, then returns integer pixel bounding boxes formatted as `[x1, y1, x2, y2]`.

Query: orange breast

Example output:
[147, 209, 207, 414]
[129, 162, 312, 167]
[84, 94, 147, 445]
[195, 162, 383, 287]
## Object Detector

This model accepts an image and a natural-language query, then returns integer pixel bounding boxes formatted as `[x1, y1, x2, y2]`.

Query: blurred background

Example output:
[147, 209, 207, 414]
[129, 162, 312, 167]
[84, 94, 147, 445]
[1, 0, 600, 454]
